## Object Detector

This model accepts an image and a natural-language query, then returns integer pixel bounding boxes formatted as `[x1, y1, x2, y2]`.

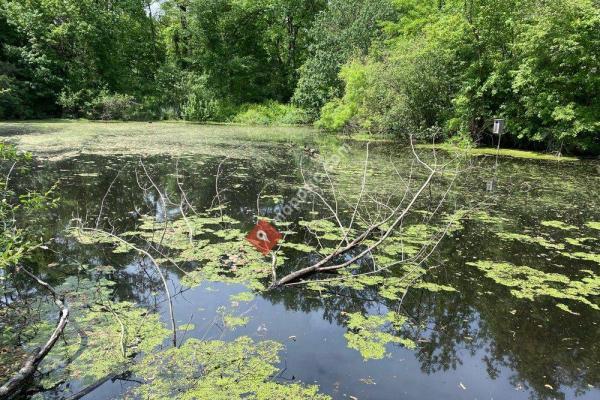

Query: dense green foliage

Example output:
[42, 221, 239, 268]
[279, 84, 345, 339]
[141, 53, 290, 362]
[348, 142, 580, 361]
[232, 101, 310, 125]
[0, 0, 326, 122]
[292, 0, 396, 118]
[318, 0, 600, 154]
[0, 143, 55, 270]
[0, 0, 598, 153]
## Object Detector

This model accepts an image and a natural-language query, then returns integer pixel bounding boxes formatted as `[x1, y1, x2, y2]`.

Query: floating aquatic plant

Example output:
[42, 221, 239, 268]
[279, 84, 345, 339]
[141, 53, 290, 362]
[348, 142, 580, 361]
[178, 323, 196, 332]
[496, 232, 565, 250]
[586, 222, 600, 230]
[468, 261, 600, 310]
[25, 277, 170, 389]
[556, 304, 580, 315]
[561, 251, 600, 265]
[564, 237, 596, 247]
[230, 291, 255, 303]
[130, 336, 331, 399]
[343, 311, 416, 361]
[541, 220, 578, 231]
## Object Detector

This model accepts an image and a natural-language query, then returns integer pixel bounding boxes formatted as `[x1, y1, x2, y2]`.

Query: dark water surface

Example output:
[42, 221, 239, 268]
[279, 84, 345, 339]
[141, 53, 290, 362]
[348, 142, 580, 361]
[8, 138, 600, 400]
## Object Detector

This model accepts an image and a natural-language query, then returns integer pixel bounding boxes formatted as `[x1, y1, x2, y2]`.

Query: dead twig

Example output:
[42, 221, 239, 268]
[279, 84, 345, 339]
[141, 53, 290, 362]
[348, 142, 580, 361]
[0, 267, 69, 399]
[80, 228, 177, 348]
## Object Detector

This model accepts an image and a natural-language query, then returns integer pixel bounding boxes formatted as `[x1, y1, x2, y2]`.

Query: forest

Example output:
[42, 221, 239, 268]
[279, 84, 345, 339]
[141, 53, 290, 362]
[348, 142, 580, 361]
[1, 1, 600, 400]
[1, 0, 598, 154]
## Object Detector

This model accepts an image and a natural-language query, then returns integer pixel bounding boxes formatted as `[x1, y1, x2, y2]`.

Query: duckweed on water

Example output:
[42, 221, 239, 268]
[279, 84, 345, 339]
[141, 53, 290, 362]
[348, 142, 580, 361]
[178, 323, 196, 331]
[21, 273, 329, 398]
[218, 306, 251, 330]
[467, 261, 600, 310]
[586, 222, 600, 230]
[27, 277, 170, 388]
[415, 143, 579, 161]
[541, 220, 578, 231]
[496, 232, 565, 250]
[343, 311, 416, 361]
[561, 251, 600, 264]
[131, 336, 330, 399]
[564, 237, 596, 247]
[280, 241, 317, 253]
[469, 210, 508, 225]
[298, 219, 346, 241]
[70, 212, 465, 378]
[1, 121, 316, 161]
[72, 219, 276, 291]
[230, 291, 255, 303]
[8, 122, 600, 400]
[414, 282, 458, 293]
[70, 228, 134, 253]
[556, 303, 580, 315]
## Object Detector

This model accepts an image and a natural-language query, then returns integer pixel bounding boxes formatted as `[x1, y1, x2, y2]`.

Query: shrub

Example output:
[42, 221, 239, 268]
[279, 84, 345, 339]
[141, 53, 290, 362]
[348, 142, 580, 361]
[90, 91, 140, 121]
[0, 75, 25, 119]
[232, 101, 310, 125]
[57, 89, 92, 118]
[317, 49, 454, 141]
[58, 89, 141, 120]
[180, 74, 236, 122]
[292, 0, 397, 119]
[316, 61, 368, 132]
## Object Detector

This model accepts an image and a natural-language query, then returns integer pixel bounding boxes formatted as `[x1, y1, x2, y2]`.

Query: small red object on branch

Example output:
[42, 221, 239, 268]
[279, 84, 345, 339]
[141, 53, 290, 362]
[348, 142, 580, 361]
[246, 220, 282, 255]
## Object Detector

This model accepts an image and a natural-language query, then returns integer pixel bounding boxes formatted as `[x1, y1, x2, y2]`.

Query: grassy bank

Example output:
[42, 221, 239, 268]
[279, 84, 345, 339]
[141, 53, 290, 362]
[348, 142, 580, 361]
[338, 132, 580, 161]
[415, 143, 579, 162]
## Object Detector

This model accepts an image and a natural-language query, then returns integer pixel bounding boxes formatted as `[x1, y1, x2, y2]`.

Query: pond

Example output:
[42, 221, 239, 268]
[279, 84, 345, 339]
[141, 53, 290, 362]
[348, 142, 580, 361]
[1, 122, 599, 400]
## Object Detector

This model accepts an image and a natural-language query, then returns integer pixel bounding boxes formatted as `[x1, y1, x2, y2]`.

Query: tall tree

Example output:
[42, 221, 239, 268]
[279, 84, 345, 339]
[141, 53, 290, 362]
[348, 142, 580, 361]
[160, 0, 325, 104]
[0, 0, 162, 117]
[292, 0, 396, 117]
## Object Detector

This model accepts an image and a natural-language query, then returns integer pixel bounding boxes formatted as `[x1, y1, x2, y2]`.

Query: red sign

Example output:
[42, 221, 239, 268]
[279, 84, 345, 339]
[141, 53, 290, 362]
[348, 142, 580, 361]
[246, 220, 282, 255]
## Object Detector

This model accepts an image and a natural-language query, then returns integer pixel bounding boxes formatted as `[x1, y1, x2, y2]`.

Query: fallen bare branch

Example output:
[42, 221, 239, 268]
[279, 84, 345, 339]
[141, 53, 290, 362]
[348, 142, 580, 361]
[272, 166, 436, 287]
[0, 267, 69, 399]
